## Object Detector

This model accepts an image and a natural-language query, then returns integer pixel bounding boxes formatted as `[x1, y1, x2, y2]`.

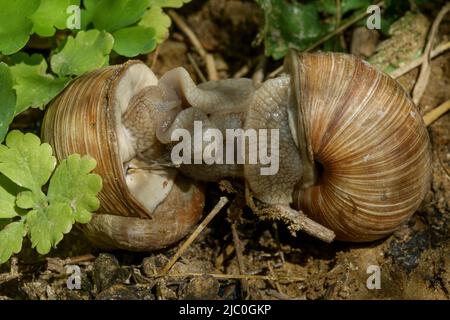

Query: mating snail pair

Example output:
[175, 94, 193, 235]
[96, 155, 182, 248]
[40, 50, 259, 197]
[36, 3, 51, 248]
[41, 51, 432, 251]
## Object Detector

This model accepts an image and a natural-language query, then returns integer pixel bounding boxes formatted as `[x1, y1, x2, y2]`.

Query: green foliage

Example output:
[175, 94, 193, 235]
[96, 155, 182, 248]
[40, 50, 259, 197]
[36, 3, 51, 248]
[256, 0, 430, 59]
[112, 26, 156, 57]
[9, 54, 68, 114]
[257, 0, 383, 59]
[0, 0, 192, 140]
[0, 131, 102, 263]
[0, 0, 40, 55]
[257, 0, 330, 59]
[0, 0, 198, 263]
[84, 0, 150, 32]
[0, 64, 17, 142]
[51, 30, 114, 76]
[31, 0, 81, 37]
[139, 6, 172, 44]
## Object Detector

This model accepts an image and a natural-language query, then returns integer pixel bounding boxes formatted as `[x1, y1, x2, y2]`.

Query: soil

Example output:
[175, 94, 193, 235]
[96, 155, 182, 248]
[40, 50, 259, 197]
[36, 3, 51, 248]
[0, 0, 449, 300]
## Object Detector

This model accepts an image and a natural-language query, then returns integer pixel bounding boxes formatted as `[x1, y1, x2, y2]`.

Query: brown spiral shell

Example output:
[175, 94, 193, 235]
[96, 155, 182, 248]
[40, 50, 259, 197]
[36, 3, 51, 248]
[288, 52, 431, 242]
[41, 61, 204, 251]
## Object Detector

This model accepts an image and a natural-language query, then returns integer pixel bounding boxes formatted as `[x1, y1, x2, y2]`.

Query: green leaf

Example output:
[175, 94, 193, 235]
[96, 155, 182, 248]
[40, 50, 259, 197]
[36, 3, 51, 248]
[51, 30, 114, 77]
[139, 6, 171, 43]
[0, 0, 40, 54]
[84, 0, 149, 32]
[16, 190, 47, 210]
[30, 0, 81, 37]
[149, 0, 192, 8]
[318, 0, 370, 15]
[0, 131, 56, 193]
[0, 175, 21, 219]
[257, 0, 328, 59]
[9, 54, 68, 114]
[112, 26, 156, 57]
[0, 220, 25, 264]
[0, 63, 16, 141]
[26, 202, 73, 254]
[48, 154, 102, 224]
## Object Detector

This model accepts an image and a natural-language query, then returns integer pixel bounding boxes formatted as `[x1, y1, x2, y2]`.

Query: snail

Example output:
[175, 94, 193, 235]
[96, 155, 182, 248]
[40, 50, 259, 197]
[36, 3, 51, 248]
[42, 50, 431, 250]
[41, 61, 205, 251]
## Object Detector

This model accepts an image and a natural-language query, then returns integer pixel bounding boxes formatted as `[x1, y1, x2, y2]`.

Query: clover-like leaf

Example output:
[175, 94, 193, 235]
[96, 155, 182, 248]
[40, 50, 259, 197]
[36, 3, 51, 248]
[30, 0, 81, 37]
[0, 175, 22, 219]
[149, 0, 192, 8]
[139, 6, 171, 44]
[26, 202, 73, 254]
[9, 54, 69, 114]
[0, 220, 26, 264]
[48, 154, 102, 224]
[0, 0, 40, 55]
[51, 30, 114, 77]
[16, 190, 47, 210]
[84, 0, 149, 32]
[0, 63, 17, 141]
[0, 131, 56, 193]
[112, 26, 156, 57]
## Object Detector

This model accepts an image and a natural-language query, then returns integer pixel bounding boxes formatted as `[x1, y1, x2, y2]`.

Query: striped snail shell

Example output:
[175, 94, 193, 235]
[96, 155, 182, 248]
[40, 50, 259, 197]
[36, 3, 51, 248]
[283, 52, 432, 242]
[41, 61, 204, 251]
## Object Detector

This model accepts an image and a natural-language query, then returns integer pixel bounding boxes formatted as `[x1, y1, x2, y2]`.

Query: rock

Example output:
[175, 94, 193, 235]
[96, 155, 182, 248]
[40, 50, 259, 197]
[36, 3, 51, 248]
[182, 276, 220, 300]
[93, 253, 130, 292]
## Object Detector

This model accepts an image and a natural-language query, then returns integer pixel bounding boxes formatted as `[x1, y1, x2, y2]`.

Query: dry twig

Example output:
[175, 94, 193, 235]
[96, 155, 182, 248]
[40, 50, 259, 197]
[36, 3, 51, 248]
[390, 41, 450, 79]
[245, 184, 335, 243]
[150, 272, 305, 282]
[412, 4, 450, 105]
[231, 222, 249, 298]
[0, 257, 20, 285]
[168, 10, 218, 81]
[423, 100, 450, 126]
[161, 197, 229, 274]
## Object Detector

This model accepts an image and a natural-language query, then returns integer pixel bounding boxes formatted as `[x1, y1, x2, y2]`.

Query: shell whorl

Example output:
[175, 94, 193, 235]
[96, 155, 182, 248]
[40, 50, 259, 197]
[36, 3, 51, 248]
[290, 52, 431, 242]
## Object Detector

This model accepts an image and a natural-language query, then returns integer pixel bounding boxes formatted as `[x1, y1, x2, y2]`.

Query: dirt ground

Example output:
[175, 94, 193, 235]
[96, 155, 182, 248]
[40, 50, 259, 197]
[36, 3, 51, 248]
[0, 0, 449, 300]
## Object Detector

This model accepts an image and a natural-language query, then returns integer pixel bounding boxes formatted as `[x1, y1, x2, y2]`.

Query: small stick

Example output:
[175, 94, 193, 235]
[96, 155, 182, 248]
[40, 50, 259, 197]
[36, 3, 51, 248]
[434, 150, 450, 180]
[64, 254, 96, 265]
[252, 56, 267, 85]
[390, 41, 450, 79]
[267, 1, 385, 78]
[266, 261, 283, 294]
[0, 257, 20, 284]
[233, 64, 251, 78]
[151, 272, 306, 282]
[231, 222, 249, 297]
[161, 197, 229, 275]
[245, 184, 335, 243]
[168, 10, 207, 58]
[168, 10, 217, 81]
[150, 45, 160, 69]
[205, 53, 219, 81]
[423, 100, 450, 126]
[412, 4, 450, 105]
[187, 53, 207, 83]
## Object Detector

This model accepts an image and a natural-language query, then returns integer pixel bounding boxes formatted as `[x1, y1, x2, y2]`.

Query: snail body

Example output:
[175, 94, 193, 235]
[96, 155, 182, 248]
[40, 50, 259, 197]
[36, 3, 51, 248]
[42, 51, 431, 249]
